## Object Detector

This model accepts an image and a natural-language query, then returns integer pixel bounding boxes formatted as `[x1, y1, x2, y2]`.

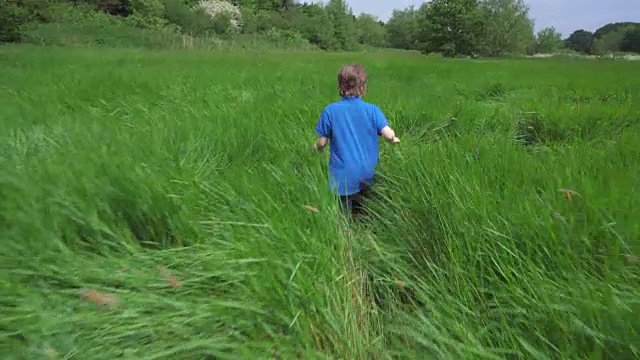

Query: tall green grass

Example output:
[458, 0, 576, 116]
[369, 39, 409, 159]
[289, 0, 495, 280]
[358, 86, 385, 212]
[1, 45, 639, 359]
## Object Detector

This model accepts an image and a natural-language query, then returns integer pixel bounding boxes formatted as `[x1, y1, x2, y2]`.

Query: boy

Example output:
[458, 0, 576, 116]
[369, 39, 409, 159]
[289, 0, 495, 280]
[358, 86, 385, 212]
[313, 64, 400, 219]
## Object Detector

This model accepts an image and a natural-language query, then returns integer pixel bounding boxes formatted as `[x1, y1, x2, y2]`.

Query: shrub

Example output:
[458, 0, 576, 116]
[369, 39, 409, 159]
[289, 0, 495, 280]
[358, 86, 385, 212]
[163, 0, 218, 36]
[196, 0, 241, 33]
[129, 0, 164, 18]
[264, 27, 308, 45]
[123, 11, 180, 33]
[0, 0, 31, 43]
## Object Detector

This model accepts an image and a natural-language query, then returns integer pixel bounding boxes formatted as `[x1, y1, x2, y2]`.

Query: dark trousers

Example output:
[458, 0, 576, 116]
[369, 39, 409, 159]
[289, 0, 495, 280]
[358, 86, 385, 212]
[339, 180, 375, 220]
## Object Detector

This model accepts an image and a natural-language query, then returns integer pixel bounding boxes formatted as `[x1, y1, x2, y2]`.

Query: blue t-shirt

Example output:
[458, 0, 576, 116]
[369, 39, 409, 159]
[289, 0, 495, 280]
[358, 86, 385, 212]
[315, 96, 390, 196]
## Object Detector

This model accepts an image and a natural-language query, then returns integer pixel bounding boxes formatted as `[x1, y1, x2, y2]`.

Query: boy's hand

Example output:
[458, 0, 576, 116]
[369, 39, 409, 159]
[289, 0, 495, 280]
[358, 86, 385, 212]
[312, 137, 328, 152]
[380, 126, 400, 144]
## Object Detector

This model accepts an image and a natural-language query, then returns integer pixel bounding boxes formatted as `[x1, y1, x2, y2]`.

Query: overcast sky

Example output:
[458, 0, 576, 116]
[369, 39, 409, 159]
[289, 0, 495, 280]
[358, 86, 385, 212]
[344, 0, 639, 37]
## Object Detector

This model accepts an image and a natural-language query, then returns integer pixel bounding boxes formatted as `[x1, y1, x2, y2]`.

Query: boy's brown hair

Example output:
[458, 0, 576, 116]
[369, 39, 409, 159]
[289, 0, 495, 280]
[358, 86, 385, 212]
[338, 64, 367, 97]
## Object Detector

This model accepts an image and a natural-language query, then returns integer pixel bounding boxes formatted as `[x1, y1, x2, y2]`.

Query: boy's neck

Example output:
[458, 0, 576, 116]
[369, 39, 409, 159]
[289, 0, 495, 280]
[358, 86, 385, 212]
[342, 96, 361, 101]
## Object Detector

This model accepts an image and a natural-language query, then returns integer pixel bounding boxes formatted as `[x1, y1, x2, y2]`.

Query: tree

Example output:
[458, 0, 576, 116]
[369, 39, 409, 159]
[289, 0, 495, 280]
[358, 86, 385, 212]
[477, 0, 535, 56]
[325, 0, 357, 50]
[0, 0, 31, 43]
[593, 26, 631, 54]
[534, 26, 563, 53]
[591, 22, 640, 54]
[593, 22, 639, 39]
[565, 29, 594, 54]
[354, 13, 385, 47]
[295, 3, 336, 49]
[620, 27, 640, 53]
[229, 0, 288, 11]
[418, 0, 486, 57]
[385, 6, 420, 50]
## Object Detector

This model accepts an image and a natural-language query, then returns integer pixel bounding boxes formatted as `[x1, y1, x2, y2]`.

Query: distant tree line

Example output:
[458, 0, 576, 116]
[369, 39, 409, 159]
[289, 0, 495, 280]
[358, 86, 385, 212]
[1, 0, 639, 56]
[385, 1, 639, 56]
[0, 0, 385, 50]
[564, 23, 640, 55]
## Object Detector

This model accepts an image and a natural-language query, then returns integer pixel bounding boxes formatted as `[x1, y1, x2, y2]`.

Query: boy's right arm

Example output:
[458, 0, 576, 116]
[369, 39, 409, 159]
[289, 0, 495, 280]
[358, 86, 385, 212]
[373, 105, 400, 143]
[313, 108, 331, 152]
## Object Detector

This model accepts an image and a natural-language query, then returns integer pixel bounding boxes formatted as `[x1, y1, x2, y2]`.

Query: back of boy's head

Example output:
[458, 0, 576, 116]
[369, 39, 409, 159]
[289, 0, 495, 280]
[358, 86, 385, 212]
[338, 64, 367, 97]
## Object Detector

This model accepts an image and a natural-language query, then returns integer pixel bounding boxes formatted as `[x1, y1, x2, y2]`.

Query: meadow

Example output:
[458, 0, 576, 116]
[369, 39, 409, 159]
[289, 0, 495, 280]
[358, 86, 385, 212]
[1, 45, 639, 359]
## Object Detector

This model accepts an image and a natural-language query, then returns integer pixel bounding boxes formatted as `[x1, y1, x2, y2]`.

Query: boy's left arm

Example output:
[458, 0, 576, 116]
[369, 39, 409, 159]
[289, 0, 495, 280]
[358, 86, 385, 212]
[313, 136, 328, 152]
[312, 109, 331, 152]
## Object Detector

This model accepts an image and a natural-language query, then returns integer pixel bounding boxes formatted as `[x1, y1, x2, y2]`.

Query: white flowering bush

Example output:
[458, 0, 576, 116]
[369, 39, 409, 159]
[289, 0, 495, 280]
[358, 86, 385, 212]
[196, 0, 242, 33]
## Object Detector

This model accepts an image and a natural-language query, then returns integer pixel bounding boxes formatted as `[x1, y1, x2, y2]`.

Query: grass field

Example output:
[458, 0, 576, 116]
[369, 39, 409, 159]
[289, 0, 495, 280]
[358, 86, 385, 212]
[1, 44, 639, 359]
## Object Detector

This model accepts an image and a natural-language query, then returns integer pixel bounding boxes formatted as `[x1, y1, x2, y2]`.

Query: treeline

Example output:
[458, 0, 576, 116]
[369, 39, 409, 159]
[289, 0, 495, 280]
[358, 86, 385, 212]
[564, 23, 640, 55]
[387, 0, 535, 57]
[1, 0, 385, 50]
[1, 0, 639, 56]
[386, 0, 640, 56]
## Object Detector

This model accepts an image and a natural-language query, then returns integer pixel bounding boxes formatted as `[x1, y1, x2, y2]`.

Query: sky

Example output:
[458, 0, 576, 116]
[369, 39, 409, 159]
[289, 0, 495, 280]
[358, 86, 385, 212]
[344, 0, 639, 37]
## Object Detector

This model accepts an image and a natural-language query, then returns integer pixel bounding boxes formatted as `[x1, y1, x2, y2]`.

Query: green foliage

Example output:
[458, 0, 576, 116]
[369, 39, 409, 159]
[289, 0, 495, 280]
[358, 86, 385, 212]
[593, 25, 633, 54]
[295, 3, 336, 50]
[245, 8, 284, 32]
[124, 11, 179, 32]
[3, 0, 638, 58]
[163, 0, 203, 35]
[0, 0, 71, 43]
[478, 0, 535, 56]
[263, 27, 309, 47]
[418, 0, 486, 57]
[0, 0, 32, 42]
[211, 11, 233, 37]
[82, 0, 132, 16]
[592, 23, 640, 55]
[1, 45, 640, 359]
[162, 0, 237, 36]
[14, 1, 312, 50]
[385, 0, 640, 57]
[22, 6, 183, 48]
[325, 0, 357, 51]
[594, 22, 640, 39]
[562, 23, 640, 56]
[535, 26, 563, 53]
[565, 29, 595, 54]
[354, 13, 385, 48]
[229, 0, 288, 11]
[130, 0, 164, 18]
[620, 27, 640, 53]
[391, 0, 536, 57]
[385, 7, 420, 50]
